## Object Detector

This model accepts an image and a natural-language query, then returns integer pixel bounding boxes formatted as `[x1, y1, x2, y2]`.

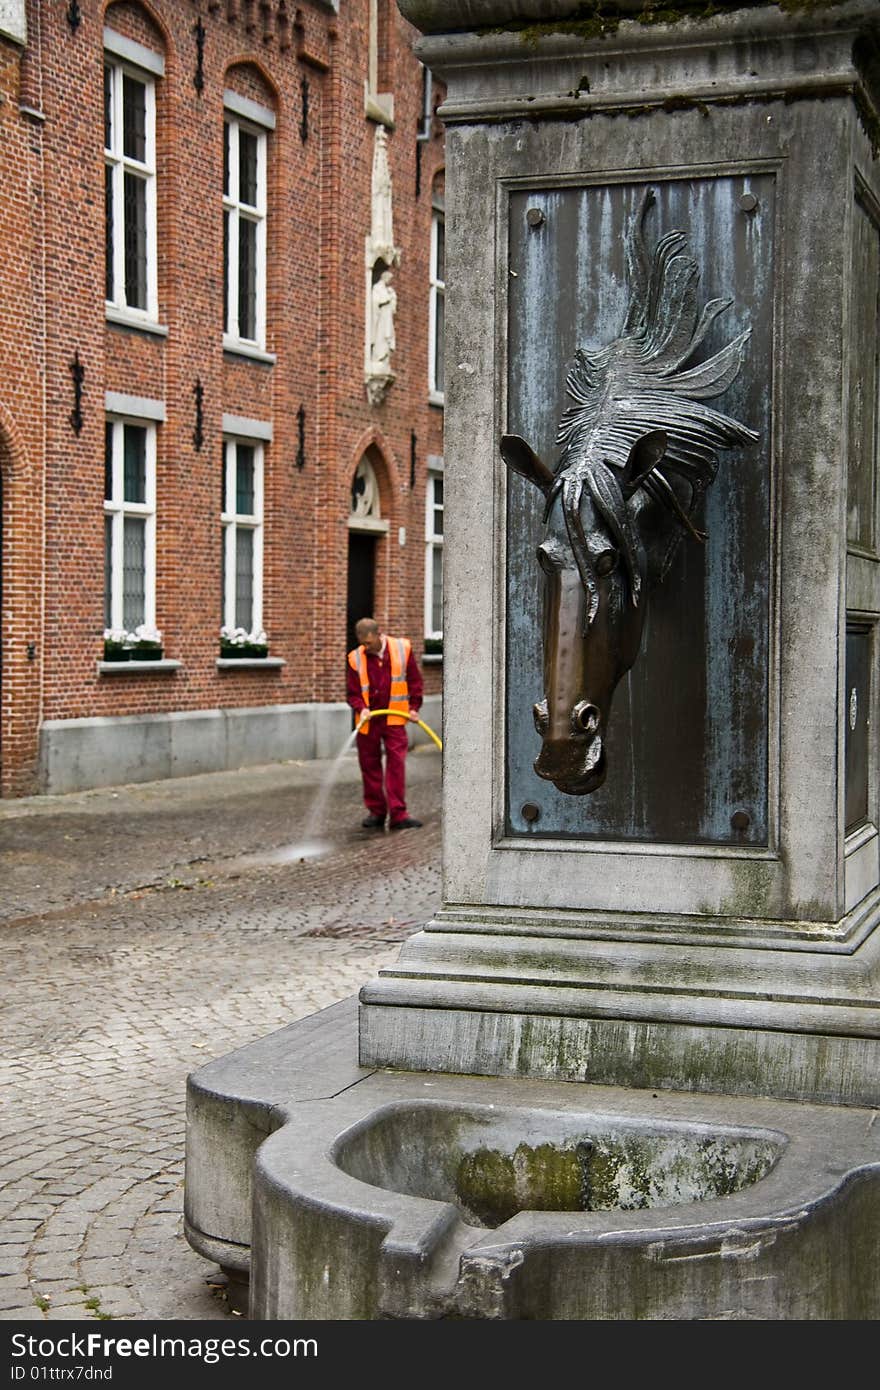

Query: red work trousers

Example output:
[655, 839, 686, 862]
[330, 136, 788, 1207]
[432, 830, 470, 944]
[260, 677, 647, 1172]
[356, 717, 409, 823]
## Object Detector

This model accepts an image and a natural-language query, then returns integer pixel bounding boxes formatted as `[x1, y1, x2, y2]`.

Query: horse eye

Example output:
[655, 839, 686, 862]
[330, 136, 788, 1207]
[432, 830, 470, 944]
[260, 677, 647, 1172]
[536, 545, 556, 576]
[594, 548, 618, 577]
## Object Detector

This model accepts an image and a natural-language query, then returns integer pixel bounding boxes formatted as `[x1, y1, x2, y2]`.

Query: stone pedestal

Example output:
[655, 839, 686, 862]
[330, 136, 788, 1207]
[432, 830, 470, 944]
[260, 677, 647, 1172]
[360, 0, 880, 1106]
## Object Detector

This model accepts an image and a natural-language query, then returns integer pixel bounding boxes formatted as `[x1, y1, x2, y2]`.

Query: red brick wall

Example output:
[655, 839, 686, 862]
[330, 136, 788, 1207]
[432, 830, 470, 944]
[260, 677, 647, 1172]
[0, 0, 444, 795]
[0, 28, 45, 796]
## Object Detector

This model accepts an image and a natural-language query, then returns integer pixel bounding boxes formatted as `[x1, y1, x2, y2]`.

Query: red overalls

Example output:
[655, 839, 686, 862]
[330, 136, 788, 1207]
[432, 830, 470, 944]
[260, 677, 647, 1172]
[347, 637, 420, 824]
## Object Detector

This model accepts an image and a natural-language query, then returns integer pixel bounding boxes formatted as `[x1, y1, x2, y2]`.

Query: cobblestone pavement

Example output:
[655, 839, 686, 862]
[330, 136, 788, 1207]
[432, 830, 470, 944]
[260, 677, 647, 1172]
[0, 748, 442, 1322]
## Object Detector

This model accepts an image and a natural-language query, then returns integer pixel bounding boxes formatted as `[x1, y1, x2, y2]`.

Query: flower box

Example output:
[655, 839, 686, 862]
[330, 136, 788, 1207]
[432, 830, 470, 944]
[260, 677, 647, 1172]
[131, 643, 163, 661]
[219, 645, 268, 659]
[103, 627, 131, 661]
[219, 626, 269, 659]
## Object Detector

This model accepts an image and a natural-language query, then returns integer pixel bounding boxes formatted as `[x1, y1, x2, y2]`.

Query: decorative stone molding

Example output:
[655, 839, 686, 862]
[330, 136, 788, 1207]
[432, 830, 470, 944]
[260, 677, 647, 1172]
[348, 456, 386, 530]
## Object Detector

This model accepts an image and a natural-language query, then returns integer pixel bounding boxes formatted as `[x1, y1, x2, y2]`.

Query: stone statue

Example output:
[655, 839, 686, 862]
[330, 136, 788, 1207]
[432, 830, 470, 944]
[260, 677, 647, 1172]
[365, 127, 400, 404]
[369, 268, 396, 369]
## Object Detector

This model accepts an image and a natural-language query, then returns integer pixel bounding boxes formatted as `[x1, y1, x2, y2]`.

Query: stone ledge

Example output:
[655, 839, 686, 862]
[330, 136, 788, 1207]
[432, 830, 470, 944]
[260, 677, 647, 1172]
[216, 658, 286, 670]
[222, 338, 277, 365]
[97, 659, 182, 674]
[105, 308, 169, 337]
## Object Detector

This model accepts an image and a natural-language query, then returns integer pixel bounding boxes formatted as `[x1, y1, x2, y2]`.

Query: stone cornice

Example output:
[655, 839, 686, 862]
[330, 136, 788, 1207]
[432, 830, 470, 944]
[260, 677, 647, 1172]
[403, 1, 878, 141]
[397, 0, 871, 37]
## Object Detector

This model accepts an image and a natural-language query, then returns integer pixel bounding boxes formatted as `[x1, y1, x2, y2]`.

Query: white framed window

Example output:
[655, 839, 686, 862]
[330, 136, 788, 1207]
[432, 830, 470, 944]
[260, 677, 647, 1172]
[424, 464, 444, 640]
[221, 438, 264, 632]
[429, 207, 445, 403]
[417, 64, 434, 141]
[104, 418, 157, 632]
[223, 113, 268, 349]
[104, 52, 158, 319]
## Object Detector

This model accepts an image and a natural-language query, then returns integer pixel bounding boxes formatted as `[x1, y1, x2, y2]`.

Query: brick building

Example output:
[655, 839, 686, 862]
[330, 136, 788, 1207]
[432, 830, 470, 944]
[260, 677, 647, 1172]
[0, 0, 445, 796]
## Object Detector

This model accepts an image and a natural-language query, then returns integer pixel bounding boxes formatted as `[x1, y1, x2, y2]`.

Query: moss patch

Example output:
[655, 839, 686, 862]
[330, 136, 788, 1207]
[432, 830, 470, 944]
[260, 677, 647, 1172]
[456, 1140, 591, 1225]
[474, 1, 846, 47]
[454, 1132, 779, 1225]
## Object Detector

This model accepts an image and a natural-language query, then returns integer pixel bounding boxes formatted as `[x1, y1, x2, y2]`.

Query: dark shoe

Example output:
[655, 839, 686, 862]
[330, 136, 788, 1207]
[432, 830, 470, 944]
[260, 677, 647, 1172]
[389, 817, 422, 830]
[361, 814, 386, 829]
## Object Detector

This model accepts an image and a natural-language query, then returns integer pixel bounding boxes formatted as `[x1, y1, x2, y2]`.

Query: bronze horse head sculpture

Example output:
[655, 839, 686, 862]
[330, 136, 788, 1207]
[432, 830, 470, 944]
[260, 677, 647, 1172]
[502, 189, 759, 796]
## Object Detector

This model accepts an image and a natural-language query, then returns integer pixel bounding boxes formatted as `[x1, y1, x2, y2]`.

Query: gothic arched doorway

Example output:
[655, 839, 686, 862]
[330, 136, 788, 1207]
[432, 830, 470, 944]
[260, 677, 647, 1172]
[346, 453, 389, 652]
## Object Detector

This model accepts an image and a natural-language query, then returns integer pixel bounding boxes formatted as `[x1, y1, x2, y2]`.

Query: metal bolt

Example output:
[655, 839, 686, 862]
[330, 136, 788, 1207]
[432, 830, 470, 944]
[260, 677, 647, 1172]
[521, 802, 541, 823]
[526, 207, 545, 229]
[730, 810, 750, 831]
[738, 193, 758, 213]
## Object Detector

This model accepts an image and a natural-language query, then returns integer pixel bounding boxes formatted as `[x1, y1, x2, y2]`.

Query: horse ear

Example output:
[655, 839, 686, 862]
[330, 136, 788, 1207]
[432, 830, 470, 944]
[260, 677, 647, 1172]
[620, 429, 667, 498]
[500, 435, 555, 495]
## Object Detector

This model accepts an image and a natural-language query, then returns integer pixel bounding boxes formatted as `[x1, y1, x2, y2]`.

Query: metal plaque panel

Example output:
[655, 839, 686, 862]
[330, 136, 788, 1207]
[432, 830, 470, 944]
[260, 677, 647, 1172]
[847, 194, 880, 553]
[845, 624, 871, 834]
[505, 176, 773, 845]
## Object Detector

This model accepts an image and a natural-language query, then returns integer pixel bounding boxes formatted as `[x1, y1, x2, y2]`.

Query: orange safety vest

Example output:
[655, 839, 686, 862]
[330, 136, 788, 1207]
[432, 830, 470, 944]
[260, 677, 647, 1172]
[348, 636, 411, 734]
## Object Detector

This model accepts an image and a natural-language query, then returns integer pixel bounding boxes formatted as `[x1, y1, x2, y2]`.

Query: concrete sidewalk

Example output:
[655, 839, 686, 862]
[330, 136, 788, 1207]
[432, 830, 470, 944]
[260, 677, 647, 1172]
[0, 747, 442, 1320]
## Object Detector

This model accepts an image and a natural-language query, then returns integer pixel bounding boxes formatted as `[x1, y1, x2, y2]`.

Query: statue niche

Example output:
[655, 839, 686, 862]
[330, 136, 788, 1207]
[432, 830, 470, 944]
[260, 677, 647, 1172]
[365, 126, 400, 406]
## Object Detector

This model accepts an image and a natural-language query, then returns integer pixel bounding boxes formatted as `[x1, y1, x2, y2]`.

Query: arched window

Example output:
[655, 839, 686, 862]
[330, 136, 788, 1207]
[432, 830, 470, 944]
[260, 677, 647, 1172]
[223, 68, 277, 354]
[103, 19, 164, 324]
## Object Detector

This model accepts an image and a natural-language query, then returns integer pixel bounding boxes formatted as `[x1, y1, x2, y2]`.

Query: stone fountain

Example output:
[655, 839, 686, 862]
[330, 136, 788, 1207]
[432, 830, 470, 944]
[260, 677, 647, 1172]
[185, 0, 880, 1319]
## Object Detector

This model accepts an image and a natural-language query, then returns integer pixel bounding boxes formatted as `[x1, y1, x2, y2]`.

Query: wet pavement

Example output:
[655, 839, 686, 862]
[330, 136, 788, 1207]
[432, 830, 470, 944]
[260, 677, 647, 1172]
[0, 747, 442, 1321]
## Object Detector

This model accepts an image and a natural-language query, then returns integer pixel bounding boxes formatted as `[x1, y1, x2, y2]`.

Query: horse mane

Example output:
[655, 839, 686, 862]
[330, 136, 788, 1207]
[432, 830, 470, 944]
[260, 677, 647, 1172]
[554, 188, 759, 592]
[544, 464, 643, 629]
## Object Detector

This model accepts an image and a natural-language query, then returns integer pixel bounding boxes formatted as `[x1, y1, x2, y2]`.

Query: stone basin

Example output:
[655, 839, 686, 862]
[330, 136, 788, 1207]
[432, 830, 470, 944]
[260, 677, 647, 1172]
[186, 999, 880, 1319]
[333, 1100, 784, 1227]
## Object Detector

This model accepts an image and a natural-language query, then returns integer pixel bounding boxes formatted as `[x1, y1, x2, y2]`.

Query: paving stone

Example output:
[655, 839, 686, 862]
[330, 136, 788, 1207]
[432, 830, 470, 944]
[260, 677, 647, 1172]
[81, 1235, 128, 1259]
[89, 1287, 141, 1317]
[30, 1258, 80, 1283]
[0, 753, 441, 1320]
[0, 1284, 36, 1311]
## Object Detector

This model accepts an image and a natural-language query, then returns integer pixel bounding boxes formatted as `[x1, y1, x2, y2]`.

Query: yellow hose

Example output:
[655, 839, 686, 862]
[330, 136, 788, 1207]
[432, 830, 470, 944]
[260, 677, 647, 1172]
[356, 708, 443, 751]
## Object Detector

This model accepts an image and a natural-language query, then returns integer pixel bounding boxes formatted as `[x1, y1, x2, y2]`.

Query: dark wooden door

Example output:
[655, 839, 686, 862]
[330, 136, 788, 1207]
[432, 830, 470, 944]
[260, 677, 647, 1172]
[346, 532, 376, 653]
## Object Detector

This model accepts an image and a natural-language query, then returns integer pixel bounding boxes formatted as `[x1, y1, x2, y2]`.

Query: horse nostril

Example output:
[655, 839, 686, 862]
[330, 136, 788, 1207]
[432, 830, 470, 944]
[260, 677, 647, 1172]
[572, 701, 600, 735]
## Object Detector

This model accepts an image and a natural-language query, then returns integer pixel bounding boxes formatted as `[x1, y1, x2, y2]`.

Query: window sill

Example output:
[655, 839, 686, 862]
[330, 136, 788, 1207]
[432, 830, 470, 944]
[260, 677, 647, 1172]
[98, 659, 182, 674]
[428, 390, 445, 409]
[365, 88, 395, 128]
[216, 657, 286, 669]
[106, 308, 169, 338]
[422, 654, 443, 665]
[223, 337, 277, 366]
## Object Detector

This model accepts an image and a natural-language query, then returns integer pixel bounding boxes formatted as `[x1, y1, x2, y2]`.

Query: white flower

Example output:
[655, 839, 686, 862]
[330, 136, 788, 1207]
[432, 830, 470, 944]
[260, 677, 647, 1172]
[103, 627, 129, 644]
[248, 629, 268, 646]
[132, 624, 162, 645]
[220, 626, 247, 646]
